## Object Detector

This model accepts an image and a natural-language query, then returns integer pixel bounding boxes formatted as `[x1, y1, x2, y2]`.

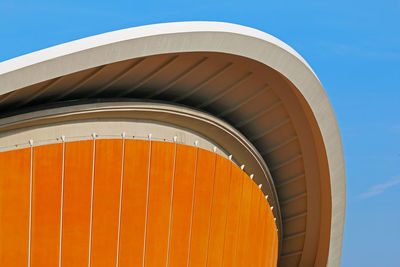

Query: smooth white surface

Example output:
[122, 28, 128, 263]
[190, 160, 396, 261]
[0, 22, 314, 76]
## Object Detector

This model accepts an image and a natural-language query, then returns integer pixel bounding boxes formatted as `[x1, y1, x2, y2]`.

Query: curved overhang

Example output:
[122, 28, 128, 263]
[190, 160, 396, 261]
[0, 21, 345, 266]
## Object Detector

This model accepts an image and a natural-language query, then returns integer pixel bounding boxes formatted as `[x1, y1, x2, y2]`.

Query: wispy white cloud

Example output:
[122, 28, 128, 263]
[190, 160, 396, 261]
[359, 175, 400, 199]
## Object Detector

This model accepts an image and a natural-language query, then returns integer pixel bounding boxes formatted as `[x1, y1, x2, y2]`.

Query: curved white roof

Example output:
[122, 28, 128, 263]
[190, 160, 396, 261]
[0, 21, 345, 266]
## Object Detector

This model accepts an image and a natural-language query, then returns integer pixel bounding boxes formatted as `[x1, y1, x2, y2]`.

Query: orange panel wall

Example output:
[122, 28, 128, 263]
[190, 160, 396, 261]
[248, 182, 262, 267]
[118, 140, 150, 266]
[0, 148, 30, 266]
[90, 139, 123, 266]
[144, 141, 175, 266]
[222, 164, 244, 266]
[0, 139, 278, 267]
[31, 143, 63, 267]
[207, 156, 232, 266]
[256, 193, 269, 267]
[167, 144, 197, 266]
[188, 148, 217, 266]
[61, 140, 93, 267]
[235, 172, 254, 265]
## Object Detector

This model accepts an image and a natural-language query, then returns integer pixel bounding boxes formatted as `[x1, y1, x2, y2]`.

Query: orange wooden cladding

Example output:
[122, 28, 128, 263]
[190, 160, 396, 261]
[167, 144, 197, 266]
[207, 156, 232, 266]
[144, 141, 176, 266]
[248, 182, 262, 267]
[256, 193, 269, 267]
[118, 140, 150, 266]
[188, 148, 217, 266]
[222, 164, 244, 267]
[61, 141, 94, 267]
[31, 143, 63, 266]
[0, 148, 30, 266]
[0, 139, 278, 267]
[90, 139, 123, 266]
[235, 174, 254, 265]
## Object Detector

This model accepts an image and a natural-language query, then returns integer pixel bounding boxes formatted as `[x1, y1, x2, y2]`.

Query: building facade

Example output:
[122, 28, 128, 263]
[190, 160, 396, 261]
[0, 22, 345, 266]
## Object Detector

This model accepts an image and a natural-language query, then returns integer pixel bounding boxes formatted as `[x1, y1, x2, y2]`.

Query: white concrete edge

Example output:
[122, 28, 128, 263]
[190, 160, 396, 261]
[0, 21, 345, 266]
[0, 21, 314, 77]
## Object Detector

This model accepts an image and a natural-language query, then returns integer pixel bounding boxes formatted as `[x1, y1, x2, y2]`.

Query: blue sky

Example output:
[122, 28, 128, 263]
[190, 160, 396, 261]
[1, 0, 399, 266]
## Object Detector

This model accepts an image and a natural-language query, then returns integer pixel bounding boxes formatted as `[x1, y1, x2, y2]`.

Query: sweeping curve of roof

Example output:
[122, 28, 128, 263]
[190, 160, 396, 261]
[0, 21, 345, 267]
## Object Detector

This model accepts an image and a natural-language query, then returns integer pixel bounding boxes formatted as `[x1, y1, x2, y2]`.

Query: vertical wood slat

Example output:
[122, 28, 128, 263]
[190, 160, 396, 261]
[206, 156, 232, 266]
[118, 140, 151, 266]
[235, 173, 254, 265]
[0, 148, 31, 266]
[142, 139, 152, 267]
[61, 141, 93, 267]
[88, 138, 96, 267]
[256, 194, 268, 267]
[263, 198, 275, 266]
[248, 183, 262, 267]
[188, 149, 217, 266]
[144, 141, 176, 266]
[31, 144, 63, 266]
[116, 135, 126, 267]
[167, 144, 197, 267]
[90, 139, 123, 266]
[272, 222, 279, 267]
[221, 164, 244, 267]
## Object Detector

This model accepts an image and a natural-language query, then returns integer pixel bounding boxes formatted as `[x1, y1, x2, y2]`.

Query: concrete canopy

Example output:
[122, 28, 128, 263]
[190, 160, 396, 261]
[0, 22, 345, 266]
